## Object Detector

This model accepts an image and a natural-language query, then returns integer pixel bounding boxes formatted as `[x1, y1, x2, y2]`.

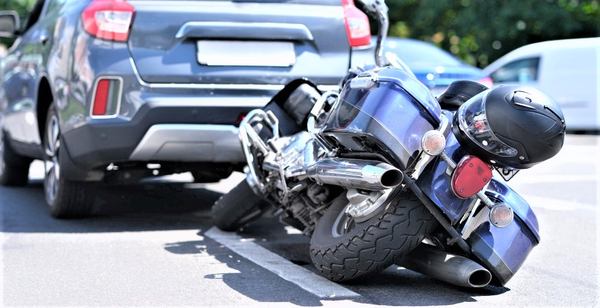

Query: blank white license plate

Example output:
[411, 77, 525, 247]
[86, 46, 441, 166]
[197, 40, 295, 67]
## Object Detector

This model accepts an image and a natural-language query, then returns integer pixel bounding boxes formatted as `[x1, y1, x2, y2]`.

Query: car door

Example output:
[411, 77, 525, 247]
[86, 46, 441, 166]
[1, 0, 49, 155]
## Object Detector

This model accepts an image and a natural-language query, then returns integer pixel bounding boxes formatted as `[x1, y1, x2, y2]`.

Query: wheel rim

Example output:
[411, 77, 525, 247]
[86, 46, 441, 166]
[330, 189, 393, 238]
[44, 115, 61, 205]
[0, 130, 5, 176]
[331, 206, 355, 238]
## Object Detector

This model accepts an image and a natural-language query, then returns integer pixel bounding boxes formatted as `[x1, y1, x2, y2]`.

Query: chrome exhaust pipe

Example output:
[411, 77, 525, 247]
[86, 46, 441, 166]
[401, 244, 493, 288]
[306, 158, 403, 191]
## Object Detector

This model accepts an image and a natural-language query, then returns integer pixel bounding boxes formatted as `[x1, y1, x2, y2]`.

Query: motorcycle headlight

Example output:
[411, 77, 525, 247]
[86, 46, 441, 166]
[457, 92, 518, 158]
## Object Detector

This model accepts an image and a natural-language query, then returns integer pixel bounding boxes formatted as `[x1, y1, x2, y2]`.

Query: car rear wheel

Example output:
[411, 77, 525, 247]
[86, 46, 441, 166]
[0, 130, 31, 186]
[43, 105, 96, 218]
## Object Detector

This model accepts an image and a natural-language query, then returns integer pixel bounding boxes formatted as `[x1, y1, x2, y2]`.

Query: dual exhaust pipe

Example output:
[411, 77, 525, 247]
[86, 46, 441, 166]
[305, 158, 403, 191]
[401, 244, 493, 288]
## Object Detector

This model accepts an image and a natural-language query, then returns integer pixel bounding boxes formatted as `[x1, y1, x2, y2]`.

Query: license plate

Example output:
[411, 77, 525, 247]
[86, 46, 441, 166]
[197, 40, 295, 67]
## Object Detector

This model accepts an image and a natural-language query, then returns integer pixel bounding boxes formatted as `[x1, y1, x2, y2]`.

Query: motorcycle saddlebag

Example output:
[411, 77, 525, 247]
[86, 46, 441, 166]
[464, 179, 541, 286]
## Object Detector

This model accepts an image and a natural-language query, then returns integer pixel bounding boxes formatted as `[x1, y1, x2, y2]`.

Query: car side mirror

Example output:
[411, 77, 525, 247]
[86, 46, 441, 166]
[0, 11, 20, 38]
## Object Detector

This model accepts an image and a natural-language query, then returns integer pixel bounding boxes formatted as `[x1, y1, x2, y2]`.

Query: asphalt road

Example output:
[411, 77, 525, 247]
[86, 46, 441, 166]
[1, 135, 598, 307]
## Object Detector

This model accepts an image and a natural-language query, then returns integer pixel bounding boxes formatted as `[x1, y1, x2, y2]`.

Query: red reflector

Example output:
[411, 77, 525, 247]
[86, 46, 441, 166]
[451, 155, 492, 199]
[342, 0, 371, 47]
[82, 0, 135, 42]
[92, 79, 111, 116]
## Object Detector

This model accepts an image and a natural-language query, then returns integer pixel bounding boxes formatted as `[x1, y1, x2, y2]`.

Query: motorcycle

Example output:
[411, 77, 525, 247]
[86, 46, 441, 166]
[212, 0, 566, 288]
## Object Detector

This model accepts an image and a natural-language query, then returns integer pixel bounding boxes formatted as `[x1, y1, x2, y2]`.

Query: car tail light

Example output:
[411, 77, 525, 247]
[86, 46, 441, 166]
[92, 78, 122, 117]
[82, 0, 135, 42]
[342, 0, 371, 47]
[451, 155, 492, 199]
[478, 76, 494, 88]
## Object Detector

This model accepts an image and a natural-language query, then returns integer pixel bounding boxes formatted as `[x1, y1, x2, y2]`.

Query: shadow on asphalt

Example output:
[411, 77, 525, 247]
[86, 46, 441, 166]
[165, 235, 325, 306]
[0, 179, 220, 233]
[166, 219, 508, 307]
[2, 179, 509, 306]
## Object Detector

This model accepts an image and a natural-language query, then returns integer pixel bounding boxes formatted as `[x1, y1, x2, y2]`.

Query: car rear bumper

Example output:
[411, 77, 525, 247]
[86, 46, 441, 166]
[60, 101, 254, 171]
[129, 124, 243, 162]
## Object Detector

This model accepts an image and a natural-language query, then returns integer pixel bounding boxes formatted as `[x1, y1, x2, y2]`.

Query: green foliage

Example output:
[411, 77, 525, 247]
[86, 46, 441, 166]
[387, 0, 600, 67]
[1, 0, 598, 67]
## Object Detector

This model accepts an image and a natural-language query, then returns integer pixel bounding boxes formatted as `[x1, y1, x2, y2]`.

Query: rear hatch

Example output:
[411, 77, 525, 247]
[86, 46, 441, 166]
[127, 0, 350, 86]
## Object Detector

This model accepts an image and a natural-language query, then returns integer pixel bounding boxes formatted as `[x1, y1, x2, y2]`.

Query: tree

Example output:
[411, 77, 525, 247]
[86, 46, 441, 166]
[386, 0, 599, 67]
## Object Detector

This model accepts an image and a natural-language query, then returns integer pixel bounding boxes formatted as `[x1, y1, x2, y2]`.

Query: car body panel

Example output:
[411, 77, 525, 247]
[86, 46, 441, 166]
[127, 0, 350, 85]
[0, 0, 352, 176]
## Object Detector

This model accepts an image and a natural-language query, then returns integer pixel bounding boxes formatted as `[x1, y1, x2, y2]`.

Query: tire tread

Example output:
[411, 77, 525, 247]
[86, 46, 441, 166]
[310, 192, 437, 281]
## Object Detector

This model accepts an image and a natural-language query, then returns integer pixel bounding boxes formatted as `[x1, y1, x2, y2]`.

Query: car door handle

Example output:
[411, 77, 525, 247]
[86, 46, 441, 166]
[39, 34, 49, 45]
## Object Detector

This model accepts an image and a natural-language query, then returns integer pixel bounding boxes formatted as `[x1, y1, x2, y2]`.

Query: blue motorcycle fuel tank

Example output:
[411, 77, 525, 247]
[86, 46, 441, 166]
[321, 67, 442, 169]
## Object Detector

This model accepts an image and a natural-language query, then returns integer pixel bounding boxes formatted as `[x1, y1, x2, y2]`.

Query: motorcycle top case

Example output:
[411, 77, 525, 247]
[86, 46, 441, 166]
[321, 67, 442, 169]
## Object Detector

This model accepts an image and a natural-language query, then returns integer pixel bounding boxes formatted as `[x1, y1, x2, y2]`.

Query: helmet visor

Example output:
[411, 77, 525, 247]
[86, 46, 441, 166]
[458, 93, 518, 158]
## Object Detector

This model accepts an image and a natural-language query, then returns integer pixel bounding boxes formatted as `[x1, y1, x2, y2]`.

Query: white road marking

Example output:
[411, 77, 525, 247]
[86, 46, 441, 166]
[205, 227, 360, 299]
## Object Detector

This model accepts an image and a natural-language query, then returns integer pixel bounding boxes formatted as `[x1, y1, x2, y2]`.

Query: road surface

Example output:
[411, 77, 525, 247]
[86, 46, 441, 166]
[1, 135, 598, 307]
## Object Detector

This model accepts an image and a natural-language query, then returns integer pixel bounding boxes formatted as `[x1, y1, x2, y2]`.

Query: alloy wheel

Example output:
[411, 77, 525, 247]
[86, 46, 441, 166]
[0, 130, 5, 176]
[44, 114, 61, 206]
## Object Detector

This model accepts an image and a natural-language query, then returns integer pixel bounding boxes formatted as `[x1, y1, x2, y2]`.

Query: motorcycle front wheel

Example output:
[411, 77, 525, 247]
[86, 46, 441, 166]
[309, 190, 437, 282]
[212, 180, 270, 231]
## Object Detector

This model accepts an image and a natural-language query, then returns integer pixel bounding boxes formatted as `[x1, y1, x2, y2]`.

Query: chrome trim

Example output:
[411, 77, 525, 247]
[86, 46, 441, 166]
[238, 109, 281, 193]
[145, 96, 271, 108]
[411, 113, 451, 179]
[176, 21, 313, 41]
[129, 124, 243, 162]
[129, 58, 339, 92]
[89, 76, 123, 120]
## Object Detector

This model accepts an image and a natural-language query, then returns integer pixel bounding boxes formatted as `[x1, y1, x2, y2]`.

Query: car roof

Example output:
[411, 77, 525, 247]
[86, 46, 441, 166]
[383, 37, 467, 67]
[483, 37, 600, 74]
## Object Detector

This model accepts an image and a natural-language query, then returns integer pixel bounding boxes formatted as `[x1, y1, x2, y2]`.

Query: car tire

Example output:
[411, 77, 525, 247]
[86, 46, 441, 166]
[43, 105, 95, 218]
[0, 130, 31, 186]
[191, 165, 233, 183]
[212, 180, 269, 231]
[309, 191, 438, 282]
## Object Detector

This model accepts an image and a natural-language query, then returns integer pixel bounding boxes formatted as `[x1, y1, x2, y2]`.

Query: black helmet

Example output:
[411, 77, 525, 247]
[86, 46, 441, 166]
[453, 85, 566, 169]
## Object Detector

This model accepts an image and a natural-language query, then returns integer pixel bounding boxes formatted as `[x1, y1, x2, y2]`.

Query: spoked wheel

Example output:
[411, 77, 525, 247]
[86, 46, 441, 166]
[0, 129, 31, 186]
[43, 105, 95, 218]
[309, 190, 438, 282]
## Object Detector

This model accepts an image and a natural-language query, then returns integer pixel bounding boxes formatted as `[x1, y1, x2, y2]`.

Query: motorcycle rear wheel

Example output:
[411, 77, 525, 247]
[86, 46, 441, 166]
[309, 190, 437, 282]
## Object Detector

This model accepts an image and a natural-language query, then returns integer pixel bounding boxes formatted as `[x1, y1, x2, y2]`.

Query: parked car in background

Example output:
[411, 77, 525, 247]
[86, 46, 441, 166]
[353, 37, 488, 95]
[0, 0, 371, 217]
[483, 38, 600, 131]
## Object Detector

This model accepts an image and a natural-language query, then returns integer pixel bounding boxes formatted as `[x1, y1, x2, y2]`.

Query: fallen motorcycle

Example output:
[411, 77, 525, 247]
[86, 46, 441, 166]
[212, 0, 566, 288]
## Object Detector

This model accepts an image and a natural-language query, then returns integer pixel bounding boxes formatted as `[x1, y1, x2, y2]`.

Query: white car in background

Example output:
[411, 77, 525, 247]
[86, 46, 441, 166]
[483, 38, 599, 131]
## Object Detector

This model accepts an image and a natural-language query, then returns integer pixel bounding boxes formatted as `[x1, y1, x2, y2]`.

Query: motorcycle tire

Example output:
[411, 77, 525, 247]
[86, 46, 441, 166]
[309, 190, 437, 282]
[212, 180, 269, 231]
